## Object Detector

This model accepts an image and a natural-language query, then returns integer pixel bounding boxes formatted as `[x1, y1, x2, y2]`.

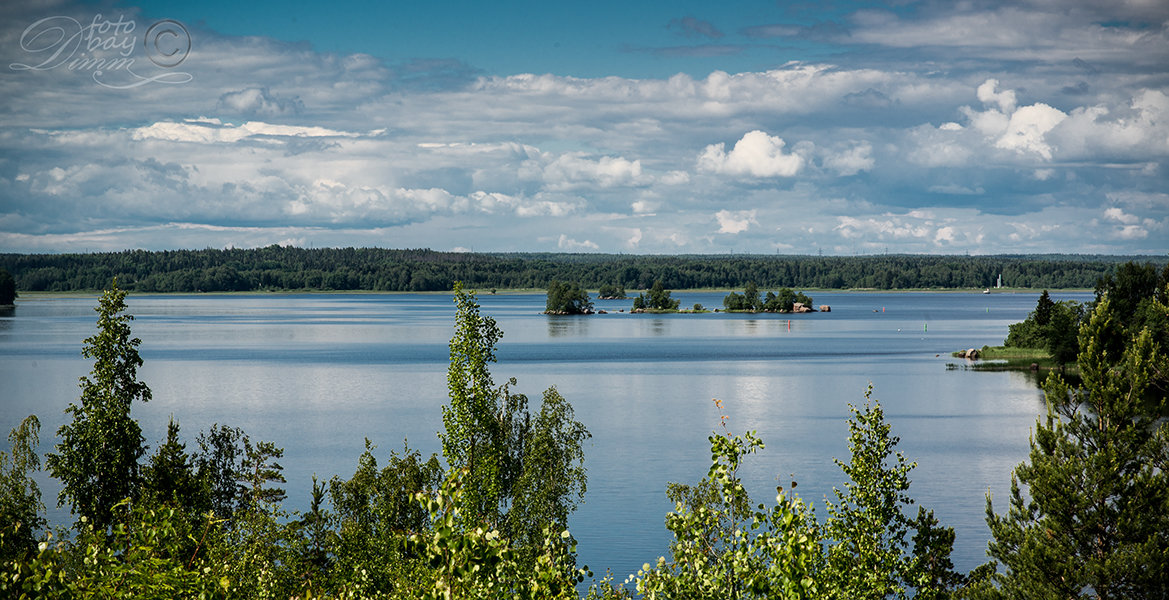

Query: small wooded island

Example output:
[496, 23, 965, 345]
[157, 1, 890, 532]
[0, 267, 16, 308]
[544, 280, 822, 315]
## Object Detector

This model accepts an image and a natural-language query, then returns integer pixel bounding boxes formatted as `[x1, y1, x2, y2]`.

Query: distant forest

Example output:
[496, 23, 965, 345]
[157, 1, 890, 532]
[1, 247, 1163, 293]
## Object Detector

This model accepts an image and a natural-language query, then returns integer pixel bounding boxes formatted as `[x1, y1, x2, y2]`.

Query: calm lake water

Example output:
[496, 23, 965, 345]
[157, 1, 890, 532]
[0, 290, 1093, 579]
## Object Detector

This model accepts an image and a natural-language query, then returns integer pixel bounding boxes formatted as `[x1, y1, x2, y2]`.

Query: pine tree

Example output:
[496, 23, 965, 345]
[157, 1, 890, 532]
[979, 297, 1169, 598]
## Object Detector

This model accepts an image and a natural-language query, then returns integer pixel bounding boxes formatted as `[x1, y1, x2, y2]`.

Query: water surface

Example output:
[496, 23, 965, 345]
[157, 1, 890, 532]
[0, 290, 1091, 579]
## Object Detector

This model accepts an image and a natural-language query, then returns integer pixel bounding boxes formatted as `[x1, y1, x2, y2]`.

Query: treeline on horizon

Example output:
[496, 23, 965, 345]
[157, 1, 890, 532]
[2, 246, 1162, 293]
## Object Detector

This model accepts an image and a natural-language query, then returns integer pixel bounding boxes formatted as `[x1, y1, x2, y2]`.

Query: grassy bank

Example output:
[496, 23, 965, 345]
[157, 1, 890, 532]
[949, 345, 1079, 378]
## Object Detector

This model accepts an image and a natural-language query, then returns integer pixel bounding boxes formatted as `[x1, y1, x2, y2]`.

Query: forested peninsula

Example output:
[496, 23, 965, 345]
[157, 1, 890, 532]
[1, 247, 1160, 293]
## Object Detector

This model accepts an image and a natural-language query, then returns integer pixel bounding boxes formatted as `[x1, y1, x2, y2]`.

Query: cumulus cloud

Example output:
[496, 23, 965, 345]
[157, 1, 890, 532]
[1049, 90, 1169, 161]
[957, 79, 1068, 160]
[976, 79, 1016, 114]
[1103, 207, 1145, 228]
[558, 234, 599, 250]
[996, 103, 1067, 159]
[697, 131, 804, 178]
[715, 209, 757, 234]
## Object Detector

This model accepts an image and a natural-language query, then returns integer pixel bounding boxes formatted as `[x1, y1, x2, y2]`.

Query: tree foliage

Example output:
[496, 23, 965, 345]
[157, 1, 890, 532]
[2, 247, 1156, 292]
[1004, 290, 1086, 366]
[0, 267, 16, 305]
[0, 416, 45, 564]
[596, 284, 626, 299]
[977, 297, 1169, 599]
[823, 387, 962, 598]
[46, 280, 152, 530]
[633, 280, 680, 311]
[442, 283, 591, 553]
[545, 281, 593, 314]
[725, 285, 813, 312]
[638, 392, 961, 600]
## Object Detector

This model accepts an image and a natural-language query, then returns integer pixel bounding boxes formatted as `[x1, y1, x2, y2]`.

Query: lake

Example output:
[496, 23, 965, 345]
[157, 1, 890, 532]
[0, 289, 1093, 580]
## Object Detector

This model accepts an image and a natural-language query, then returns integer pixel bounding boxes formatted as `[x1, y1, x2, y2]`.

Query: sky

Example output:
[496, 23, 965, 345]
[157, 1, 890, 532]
[1, 0, 1167, 255]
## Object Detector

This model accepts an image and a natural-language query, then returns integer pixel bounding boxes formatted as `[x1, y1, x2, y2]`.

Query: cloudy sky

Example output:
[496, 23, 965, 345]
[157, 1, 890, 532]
[1, 0, 1167, 255]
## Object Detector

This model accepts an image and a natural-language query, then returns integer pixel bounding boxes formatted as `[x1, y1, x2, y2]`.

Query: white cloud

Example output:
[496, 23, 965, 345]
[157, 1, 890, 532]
[558, 234, 599, 250]
[1104, 207, 1140, 225]
[995, 103, 1067, 159]
[131, 119, 364, 144]
[626, 228, 643, 248]
[823, 141, 874, 176]
[1049, 90, 1169, 160]
[528, 152, 644, 191]
[955, 80, 1068, 160]
[715, 209, 757, 234]
[631, 199, 659, 214]
[976, 79, 1017, 114]
[698, 131, 804, 177]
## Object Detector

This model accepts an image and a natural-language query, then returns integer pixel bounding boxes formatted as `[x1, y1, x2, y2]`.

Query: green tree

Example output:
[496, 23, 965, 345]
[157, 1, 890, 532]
[1044, 301, 1083, 368]
[635, 280, 680, 311]
[508, 387, 590, 551]
[196, 423, 245, 519]
[637, 402, 825, 599]
[744, 282, 761, 311]
[441, 283, 590, 554]
[723, 291, 747, 311]
[545, 281, 594, 314]
[329, 439, 443, 594]
[46, 281, 152, 530]
[237, 437, 287, 511]
[762, 287, 811, 312]
[637, 393, 959, 599]
[978, 298, 1169, 598]
[442, 282, 508, 524]
[0, 415, 45, 564]
[1, 499, 227, 599]
[1005, 293, 1085, 359]
[142, 417, 204, 513]
[822, 386, 960, 599]
[1034, 290, 1055, 326]
[597, 284, 626, 299]
[0, 267, 16, 305]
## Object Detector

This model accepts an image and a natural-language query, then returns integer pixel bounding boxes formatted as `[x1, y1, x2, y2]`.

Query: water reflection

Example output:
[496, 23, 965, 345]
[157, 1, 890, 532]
[546, 315, 591, 338]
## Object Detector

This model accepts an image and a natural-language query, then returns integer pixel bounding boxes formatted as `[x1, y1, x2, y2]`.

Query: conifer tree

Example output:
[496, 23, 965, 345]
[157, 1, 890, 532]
[978, 297, 1169, 598]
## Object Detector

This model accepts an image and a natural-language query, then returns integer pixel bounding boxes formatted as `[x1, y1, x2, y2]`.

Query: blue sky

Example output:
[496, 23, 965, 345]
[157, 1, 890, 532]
[1, 0, 1167, 254]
